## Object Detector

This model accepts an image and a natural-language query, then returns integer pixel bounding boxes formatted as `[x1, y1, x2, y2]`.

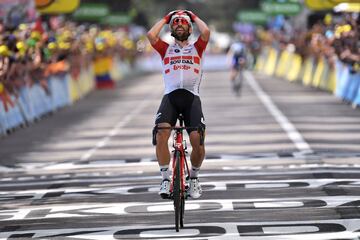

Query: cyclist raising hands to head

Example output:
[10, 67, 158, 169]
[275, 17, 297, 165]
[147, 10, 210, 199]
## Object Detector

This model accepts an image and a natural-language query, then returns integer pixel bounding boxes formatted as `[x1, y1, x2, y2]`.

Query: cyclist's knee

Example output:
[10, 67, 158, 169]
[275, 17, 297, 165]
[157, 131, 170, 142]
[156, 124, 171, 145]
[189, 131, 205, 148]
[192, 141, 205, 157]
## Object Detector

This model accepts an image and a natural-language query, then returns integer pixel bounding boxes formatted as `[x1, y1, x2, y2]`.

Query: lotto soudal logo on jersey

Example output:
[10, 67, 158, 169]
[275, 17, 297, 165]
[173, 65, 191, 70]
[170, 59, 194, 65]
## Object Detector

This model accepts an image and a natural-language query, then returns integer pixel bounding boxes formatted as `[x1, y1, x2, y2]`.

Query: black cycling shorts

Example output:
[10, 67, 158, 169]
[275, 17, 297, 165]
[155, 89, 205, 133]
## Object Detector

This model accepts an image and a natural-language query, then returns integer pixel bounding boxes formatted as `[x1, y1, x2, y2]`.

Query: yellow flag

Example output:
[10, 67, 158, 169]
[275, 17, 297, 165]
[305, 0, 360, 10]
[35, 0, 80, 14]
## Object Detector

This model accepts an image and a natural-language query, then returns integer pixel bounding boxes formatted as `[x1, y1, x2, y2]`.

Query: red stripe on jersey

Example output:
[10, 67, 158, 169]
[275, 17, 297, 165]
[170, 56, 181, 60]
[194, 57, 200, 64]
[164, 57, 170, 65]
[194, 36, 208, 58]
[182, 56, 192, 60]
[194, 68, 199, 74]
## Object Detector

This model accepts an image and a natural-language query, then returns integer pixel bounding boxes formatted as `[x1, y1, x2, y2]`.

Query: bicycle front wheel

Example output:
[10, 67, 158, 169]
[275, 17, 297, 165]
[180, 194, 185, 228]
[173, 151, 181, 232]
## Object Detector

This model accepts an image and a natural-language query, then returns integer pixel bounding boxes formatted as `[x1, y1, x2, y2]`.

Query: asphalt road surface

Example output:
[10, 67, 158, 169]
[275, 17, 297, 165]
[1, 70, 360, 240]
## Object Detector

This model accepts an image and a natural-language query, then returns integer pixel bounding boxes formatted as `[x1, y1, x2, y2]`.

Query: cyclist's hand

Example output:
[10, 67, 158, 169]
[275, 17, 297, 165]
[184, 10, 197, 22]
[164, 10, 178, 24]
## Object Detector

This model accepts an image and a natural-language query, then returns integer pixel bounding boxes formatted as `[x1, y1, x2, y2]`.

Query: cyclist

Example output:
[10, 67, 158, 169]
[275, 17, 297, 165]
[227, 35, 247, 93]
[147, 10, 210, 199]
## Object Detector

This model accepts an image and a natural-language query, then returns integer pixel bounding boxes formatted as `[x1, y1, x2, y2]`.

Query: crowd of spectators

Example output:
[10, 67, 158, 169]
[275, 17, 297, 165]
[258, 12, 359, 73]
[0, 17, 141, 111]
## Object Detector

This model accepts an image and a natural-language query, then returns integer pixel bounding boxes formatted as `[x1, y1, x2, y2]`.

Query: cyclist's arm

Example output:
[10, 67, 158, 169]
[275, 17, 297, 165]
[147, 18, 166, 46]
[226, 46, 234, 66]
[147, 19, 169, 59]
[193, 17, 210, 42]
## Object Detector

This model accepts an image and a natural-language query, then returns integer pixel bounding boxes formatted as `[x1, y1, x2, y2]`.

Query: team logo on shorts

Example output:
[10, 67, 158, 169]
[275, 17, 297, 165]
[155, 113, 162, 120]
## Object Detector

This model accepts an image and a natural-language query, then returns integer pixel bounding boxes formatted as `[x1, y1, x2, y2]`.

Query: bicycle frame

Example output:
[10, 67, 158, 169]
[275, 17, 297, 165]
[152, 116, 204, 231]
[170, 128, 190, 198]
[152, 123, 204, 197]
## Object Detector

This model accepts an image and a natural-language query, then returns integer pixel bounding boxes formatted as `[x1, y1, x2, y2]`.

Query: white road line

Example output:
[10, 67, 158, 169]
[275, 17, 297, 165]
[245, 71, 312, 153]
[80, 90, 160, 161]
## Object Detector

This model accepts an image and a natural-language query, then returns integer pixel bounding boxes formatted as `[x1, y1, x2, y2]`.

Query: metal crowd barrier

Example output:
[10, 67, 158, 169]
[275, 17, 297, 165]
[0, 57, 136, 137]
[0, 67, 95, 136]
[255, 46, 360, 108]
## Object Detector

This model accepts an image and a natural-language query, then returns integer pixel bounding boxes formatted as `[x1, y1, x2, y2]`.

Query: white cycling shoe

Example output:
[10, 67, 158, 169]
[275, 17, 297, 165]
[159, 179, 171, 199]
[189, 178, 202, 199]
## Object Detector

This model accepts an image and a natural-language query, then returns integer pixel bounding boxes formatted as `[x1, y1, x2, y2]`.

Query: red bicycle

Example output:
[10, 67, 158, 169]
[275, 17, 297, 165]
[152, 114, 204, 232]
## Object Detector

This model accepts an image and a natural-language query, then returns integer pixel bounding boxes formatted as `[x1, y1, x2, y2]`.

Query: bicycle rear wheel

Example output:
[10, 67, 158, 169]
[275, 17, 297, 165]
[173, 151, 181, 232]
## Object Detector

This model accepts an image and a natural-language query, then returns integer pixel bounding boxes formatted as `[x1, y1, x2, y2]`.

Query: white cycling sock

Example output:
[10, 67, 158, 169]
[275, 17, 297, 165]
[190, 166, 200, 178]
[160, 165, 170, 180]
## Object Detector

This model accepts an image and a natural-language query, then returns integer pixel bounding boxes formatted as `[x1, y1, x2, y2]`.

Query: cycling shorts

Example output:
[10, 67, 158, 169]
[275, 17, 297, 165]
[155, 89, 205, 133]
[232, 56, 246, 70]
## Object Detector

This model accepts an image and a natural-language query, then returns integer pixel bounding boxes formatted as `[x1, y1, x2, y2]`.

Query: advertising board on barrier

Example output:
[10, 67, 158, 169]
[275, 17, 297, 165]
[237, 10, 268, 25]
[72, 3, 109, 21]
[261, 0, 302, 16]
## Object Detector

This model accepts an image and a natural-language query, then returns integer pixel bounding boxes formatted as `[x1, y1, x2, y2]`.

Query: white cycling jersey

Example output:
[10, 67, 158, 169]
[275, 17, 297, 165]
[230, 42, 246, 57]
[151, 36, 208, 96]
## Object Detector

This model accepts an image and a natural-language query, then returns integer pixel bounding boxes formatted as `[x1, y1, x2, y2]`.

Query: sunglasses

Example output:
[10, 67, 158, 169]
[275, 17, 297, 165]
[172, 18, 189, 26]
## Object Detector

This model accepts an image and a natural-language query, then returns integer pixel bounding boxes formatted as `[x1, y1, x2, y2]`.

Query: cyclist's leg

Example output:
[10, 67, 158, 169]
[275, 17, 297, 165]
[156, 121, 172, 198]
[183, 95, 205, 198]
[184, 95, 205, 169]
[155, 95, 177, 165]
[156, 122, 171, 167]
[230, 66, 239, 82]
[188, 129, 204, 199]
[189, 131, 205, 169]
[230, 56, 240, 82]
